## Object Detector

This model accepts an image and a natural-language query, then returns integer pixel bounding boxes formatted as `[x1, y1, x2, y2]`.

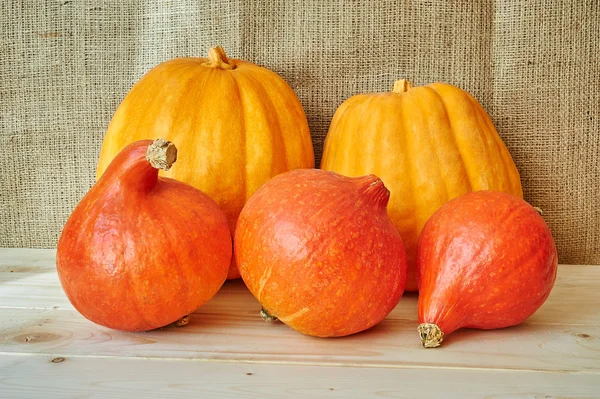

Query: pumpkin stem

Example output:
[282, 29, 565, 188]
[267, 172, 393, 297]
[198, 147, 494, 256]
[358, 176, 390, 208]
[205, 46, 236, 70]
[146, 139, 177, 171]
[393, 79, 413, 93]
[417, 323, 444, 348]
[174, 315, 190, 327]
[260, 307, 278, 323]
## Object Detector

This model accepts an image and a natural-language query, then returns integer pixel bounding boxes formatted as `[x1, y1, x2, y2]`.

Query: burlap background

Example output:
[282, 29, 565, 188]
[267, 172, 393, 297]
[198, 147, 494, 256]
[1, 1, 598, 264]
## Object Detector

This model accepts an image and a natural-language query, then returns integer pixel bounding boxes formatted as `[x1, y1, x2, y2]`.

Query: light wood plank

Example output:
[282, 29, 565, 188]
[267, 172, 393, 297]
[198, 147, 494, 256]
[1, 305, 599, 373]
[1, 354, 598, 399]
[0, 248, 56, 270]
[1, 250, 599, 327]
[1, 248, 599, 375]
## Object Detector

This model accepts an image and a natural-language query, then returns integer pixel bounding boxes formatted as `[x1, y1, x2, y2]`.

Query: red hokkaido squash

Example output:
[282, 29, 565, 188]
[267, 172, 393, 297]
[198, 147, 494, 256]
[235, 169, 407, 337]
[57, 139, 232, 332]
[417, 191, 558, 347]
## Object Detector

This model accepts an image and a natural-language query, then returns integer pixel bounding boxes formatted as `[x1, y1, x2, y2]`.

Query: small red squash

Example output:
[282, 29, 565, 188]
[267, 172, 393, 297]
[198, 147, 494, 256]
[235, 169, 407, 337]
[57, 139, 232, 332]
[417, 191, 558, 347]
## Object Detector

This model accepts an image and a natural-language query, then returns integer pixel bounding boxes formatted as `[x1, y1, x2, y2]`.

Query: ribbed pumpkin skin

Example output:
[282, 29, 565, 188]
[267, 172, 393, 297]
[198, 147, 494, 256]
[97, 51, 315, 279]
[321, 81, 523, 291]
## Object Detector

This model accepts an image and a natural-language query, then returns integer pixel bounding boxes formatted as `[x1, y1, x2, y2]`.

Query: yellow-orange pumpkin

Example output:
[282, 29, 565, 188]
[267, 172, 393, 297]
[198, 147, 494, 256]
[97, 46, 315, 279]
[321, 80, 523, 291]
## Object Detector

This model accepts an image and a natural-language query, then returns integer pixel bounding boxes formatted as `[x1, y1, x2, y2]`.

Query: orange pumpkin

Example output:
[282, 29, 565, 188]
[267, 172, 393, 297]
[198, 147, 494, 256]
[97, 46, 315, 279]
[58, 139, 232, 331]
[321, 80, 523, 291]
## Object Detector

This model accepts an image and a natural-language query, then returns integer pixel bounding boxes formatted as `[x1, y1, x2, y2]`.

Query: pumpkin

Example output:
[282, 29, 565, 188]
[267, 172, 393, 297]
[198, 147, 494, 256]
[321, 79, 523, 291]
[96, 46, 315, 279]
[57, 139, 232, 331]
[235, 169, 407, 337]
[417, 190, 558, 347]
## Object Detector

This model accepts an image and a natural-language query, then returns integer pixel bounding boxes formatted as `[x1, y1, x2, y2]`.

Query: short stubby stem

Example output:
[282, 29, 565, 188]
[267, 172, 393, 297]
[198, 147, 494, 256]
[174, 315, 190, 327]
[260, 307, 278, 323]
[393, 79, 413, 93]
[204, 46, 236, 70]
[417, 323, 444, 348]
[146, 139, 177, 171]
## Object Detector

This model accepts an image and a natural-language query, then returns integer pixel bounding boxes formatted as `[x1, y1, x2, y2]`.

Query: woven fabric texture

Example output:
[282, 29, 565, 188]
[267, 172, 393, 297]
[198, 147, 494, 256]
[1, 0, 598, 264]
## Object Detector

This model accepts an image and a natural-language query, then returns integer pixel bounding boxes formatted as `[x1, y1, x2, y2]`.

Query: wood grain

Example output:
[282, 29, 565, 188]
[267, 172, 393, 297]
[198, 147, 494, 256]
[1, 303, 599, 372]
[1, 248, 599, 398]
[0, 248, 56, 269]
[1, 354, 598, 399]
[1, 249, 599, 327]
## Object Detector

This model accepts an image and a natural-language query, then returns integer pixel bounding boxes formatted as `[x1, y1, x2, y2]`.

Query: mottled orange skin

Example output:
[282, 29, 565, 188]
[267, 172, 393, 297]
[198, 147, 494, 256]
[417, 191, 558, 339]
[235, 169, 407, 337]
[57, 140, 232, 332]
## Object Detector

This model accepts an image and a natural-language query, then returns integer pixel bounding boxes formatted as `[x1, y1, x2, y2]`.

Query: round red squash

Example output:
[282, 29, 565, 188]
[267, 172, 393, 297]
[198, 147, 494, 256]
[57, 139, 232, 332]
[235, 169, 407, 337]
[417, 190, 558, 347]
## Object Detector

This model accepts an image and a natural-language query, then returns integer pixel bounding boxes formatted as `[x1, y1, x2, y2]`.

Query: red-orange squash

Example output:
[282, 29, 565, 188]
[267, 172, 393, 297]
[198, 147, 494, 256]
[417, 191, 558, 347]
[235, 169, 407, 337]
[57, 139, 232, 331]
[96, 46, 315, 280]
[321, 80, 523, 291]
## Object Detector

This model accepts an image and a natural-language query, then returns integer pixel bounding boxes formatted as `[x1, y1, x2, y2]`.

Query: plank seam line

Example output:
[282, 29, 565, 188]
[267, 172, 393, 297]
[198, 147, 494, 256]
[1, 306, 599, 328]
[0, 352, 599, 375]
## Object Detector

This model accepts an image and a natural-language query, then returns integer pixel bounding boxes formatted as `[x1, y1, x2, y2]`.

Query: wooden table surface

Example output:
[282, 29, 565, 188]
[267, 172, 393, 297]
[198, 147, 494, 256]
[0, 248, 599, 398]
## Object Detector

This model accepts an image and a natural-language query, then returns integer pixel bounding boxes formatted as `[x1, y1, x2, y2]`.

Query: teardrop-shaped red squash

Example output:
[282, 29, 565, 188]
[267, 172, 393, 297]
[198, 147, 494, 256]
[417, 191, 557, 347]
[57, 139, 232, 331]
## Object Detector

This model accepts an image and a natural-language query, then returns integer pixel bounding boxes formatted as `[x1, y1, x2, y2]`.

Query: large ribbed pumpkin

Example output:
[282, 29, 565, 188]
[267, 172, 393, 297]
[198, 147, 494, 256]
[321, 80, 523, 291]
[97, 46, 315, 279]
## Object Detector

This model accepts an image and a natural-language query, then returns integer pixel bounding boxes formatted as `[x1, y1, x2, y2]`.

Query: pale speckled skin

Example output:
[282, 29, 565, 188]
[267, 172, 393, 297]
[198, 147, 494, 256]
[235, 169, 407, 337]
[417, 190, 558, 338]
[96, 55, 315, 280]
[321, 82, 523, 292]
[57, 140, 232, 332]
